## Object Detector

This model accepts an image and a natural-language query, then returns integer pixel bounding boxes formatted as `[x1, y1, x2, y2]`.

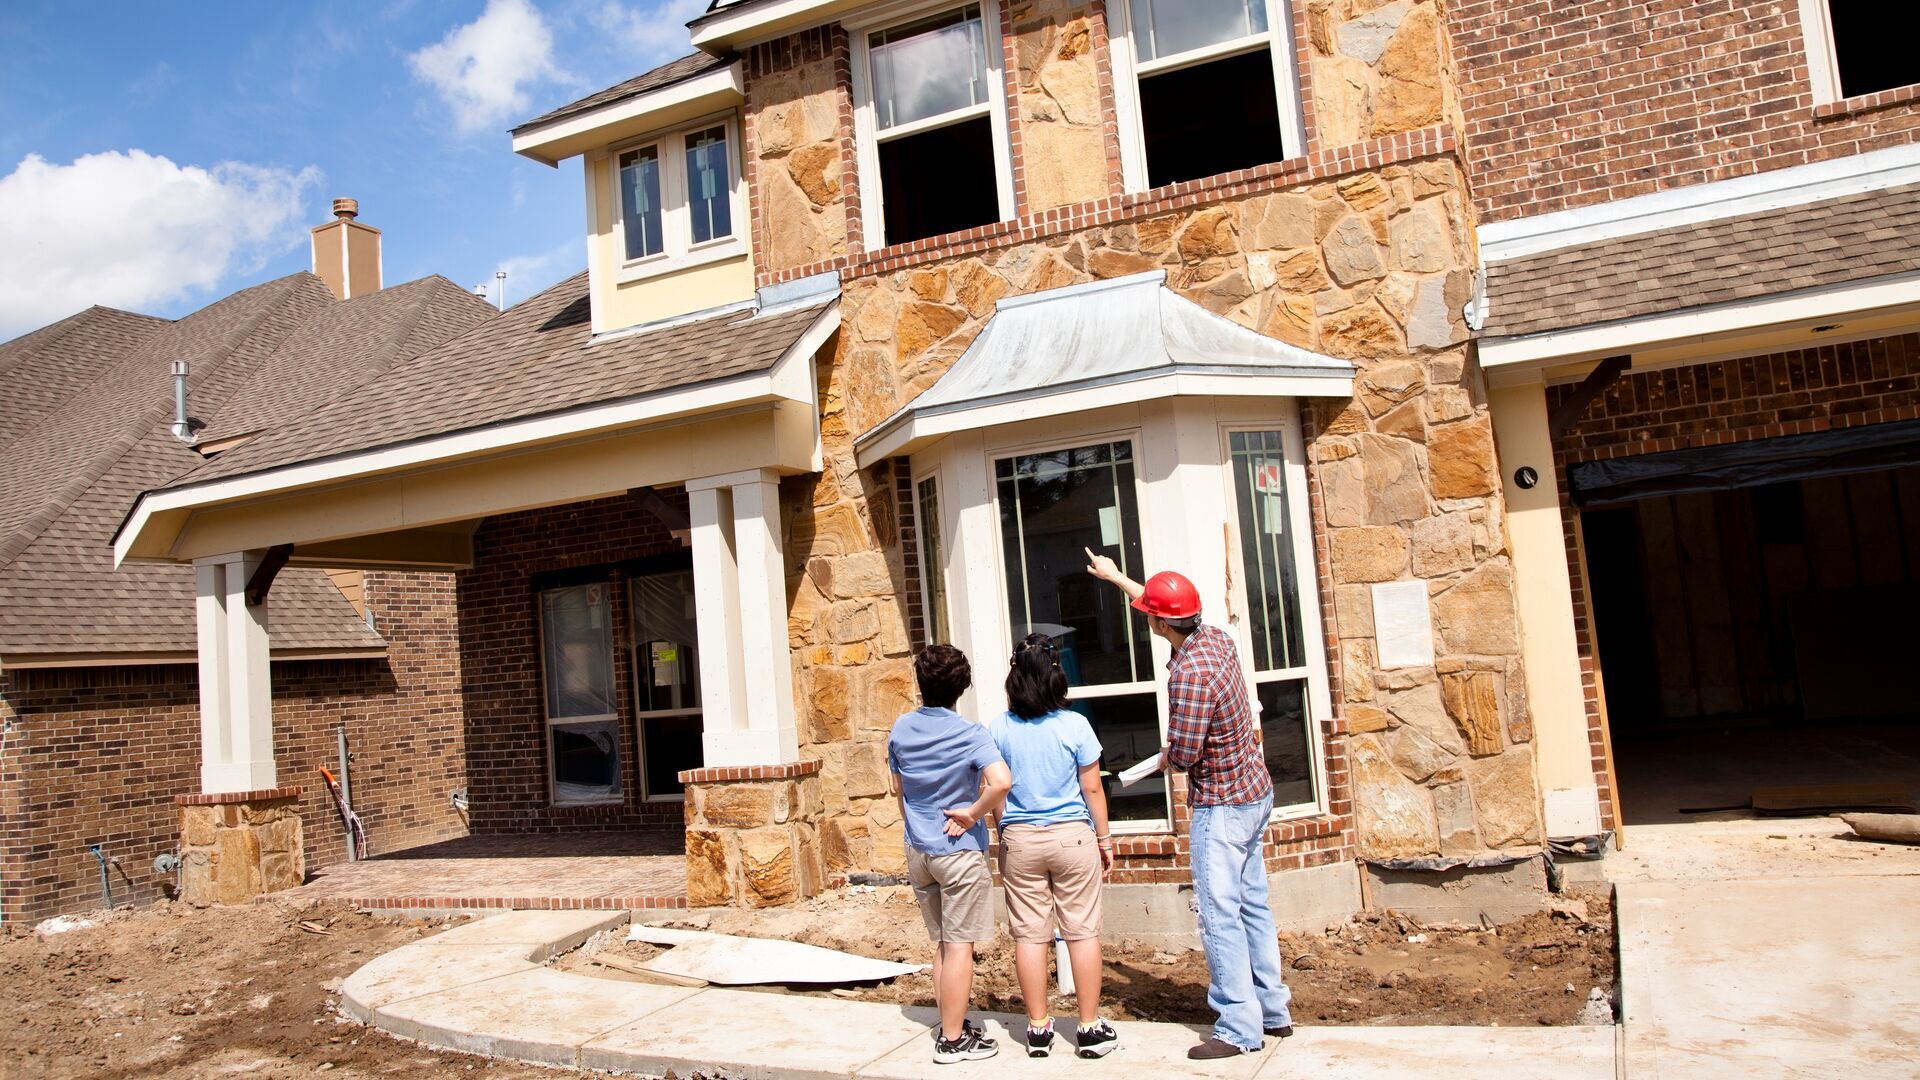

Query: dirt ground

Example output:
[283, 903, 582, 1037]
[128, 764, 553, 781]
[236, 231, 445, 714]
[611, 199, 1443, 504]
[565, 885, 1618, 1028]
[0, 899, 556, 1079]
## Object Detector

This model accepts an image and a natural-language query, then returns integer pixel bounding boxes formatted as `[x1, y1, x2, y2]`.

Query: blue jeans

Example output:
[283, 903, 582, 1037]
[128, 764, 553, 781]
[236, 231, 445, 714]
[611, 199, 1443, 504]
[1189, 794, 1292, 1049]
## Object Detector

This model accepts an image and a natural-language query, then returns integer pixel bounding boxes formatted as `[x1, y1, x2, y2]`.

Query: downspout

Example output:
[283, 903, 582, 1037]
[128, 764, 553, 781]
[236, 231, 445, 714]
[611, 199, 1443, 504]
[169, 360, 198, 447]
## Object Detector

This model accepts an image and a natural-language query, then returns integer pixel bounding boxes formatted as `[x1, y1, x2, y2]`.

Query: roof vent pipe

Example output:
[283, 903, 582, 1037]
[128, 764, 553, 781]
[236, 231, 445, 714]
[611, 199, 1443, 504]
[169, 360, 198, 447]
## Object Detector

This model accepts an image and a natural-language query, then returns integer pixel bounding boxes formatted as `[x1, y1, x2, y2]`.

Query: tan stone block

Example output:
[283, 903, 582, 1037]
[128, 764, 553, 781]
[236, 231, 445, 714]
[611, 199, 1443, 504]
[950, 259, 1010, 318]
[844, 347, 900, 436]
[896, 301, 968, 360]
[1411, 512, 1475, 577]
[787, 142, 840, 206]
[1383, 682, 1464, 752]
[1134, 214, 1179, 257]
[1345, 703, 1392, 734]
[1410, 159, 1454, 198]
[1088, 247, 1158, 279]
[855, 660, 918, 730]
[1374, 271, 1419, 326]
[809, 666, 852, 743]
[867, 794, 902, 828]
[740, 828, 798, 908]
[875, 599, 911, 658]
[1385, 723, 1456, 783]
[1465, 746, 1543, 848]
[1504, 656, 1534, 745]
[1431, 559, 1521, 656]
[1373, 6, 1445, 135]
[1376, 399, 1425, 443]
[1330, 526, 1408, 582]
[706, 784, 778, 828]
[1318, 399, 1369, 436]
[1323, 215, 1385, 285]
[213, 828, 264, 905]
[853, 288, 899, 343]
[1308, 0, 1338, 53]
[1388, 203, 1450, 274]
[686, 829, 732, 907]
[870, 822, 908, 873]
[257, 815, 300, 856]
[764, 170, 841, 270]
[1243, 194, 1315, 250]
[181, 806, 217, 848]
[259, 850, 301, 895]
[830, 550, 894, 599]
[1342, 639, 1376, 702]
[1428, 418, 1497, 499]
[1176, 206, 1238, 261]
[1355, 433, 1427, 525]
[1024, 250, 1079, 292]
[822, 815, 871, 872]
[1338, 173, 1389, 211]
[825, 601, 878, 645]
[909, 267, 949, 301]
[1433, 781, 1481, 856]
[845, 741, 891, 799]
[1349, 735, 1437, 860]
[1319, 452, 1367, 529]
[1441, 670, 1504, 756]
[1334, 583, 1376, 637]
[1312, 55, 1375, 147]
[817, 745, 849, 814]
[1428, 385, 1473, 423]
[835, 642, 872, 665]
[1263, 294, 1317, 349]
[1319, 302, 1402, 359]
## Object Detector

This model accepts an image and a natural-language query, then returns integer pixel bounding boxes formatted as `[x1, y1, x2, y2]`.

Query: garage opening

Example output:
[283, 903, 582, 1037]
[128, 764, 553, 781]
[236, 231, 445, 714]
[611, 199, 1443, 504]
[1574, 425, 1920, 824]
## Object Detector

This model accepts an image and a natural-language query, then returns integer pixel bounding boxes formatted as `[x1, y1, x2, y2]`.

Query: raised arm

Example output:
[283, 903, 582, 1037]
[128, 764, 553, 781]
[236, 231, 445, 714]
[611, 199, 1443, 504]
[1084, 546, 1146, 602]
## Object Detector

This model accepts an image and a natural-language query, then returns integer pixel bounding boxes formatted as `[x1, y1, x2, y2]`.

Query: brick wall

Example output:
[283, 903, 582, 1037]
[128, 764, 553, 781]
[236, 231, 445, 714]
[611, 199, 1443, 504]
[1451, 0, 1920, 222]
[1548, 332, 1920, 828]
[0, 571, 466, 926]
[456, 492, 690, 836]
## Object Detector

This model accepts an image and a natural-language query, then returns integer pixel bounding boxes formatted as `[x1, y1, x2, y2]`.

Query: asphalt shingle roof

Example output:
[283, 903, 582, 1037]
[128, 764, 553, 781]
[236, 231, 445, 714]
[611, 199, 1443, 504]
[0, 273, 493, 660]
[1483, 183, 1920, 338]
[512, 52, 731, 135]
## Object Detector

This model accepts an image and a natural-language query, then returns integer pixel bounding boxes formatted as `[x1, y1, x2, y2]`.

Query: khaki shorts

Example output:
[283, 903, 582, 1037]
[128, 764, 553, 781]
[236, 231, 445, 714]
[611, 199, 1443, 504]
[908, 847, 995, 944]
[999, 821, 1104, 944]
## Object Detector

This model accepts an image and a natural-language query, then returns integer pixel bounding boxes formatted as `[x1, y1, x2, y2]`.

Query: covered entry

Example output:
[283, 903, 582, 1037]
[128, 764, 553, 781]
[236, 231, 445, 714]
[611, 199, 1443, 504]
[1572, 420, 1920, 823]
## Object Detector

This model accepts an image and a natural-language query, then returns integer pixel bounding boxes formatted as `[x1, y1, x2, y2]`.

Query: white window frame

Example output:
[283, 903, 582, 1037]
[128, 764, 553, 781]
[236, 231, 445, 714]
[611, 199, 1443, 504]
[538, 581, 625, 808]
[911, 468, 952, 645]
[1219, 413, 1330, 821]
[1796, 0, 1918, 105]
[847, 0, 1017, 251]
[983, 424, 1172, 835]
[610, 110, 749, 283]
[629, 572, 701, 804]
[1106, 0, 1306, 195]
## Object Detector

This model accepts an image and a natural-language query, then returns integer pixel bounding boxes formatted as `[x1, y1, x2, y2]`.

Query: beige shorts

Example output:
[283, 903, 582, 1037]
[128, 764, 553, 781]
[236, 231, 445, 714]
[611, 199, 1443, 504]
[908, 847, 995, 944]
[999, 821, 1104, 944]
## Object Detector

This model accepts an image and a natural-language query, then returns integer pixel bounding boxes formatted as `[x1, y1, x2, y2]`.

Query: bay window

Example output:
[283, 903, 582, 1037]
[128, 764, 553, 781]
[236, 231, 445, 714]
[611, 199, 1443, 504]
[540, 582, 623, 805]
[612, 115, 745, 275]
[1110, 0, 1304, 191]
[853, 2, 1014, 248]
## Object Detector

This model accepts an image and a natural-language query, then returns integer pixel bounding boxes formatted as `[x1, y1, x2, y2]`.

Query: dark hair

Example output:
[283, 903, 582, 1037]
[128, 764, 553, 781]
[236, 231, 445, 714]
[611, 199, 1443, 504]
[914, 644, 972, 709]
[1005, 633, 1071, 719]
[1161, 614, 1201, 634]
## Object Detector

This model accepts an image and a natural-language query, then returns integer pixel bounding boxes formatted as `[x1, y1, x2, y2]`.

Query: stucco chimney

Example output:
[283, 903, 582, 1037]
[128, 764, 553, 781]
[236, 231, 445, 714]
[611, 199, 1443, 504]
[310, 197, 383, 300]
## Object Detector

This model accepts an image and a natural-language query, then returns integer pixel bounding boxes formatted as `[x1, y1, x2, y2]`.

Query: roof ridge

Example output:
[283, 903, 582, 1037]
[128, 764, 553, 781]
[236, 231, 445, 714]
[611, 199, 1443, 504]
[0, 275, 317, 569]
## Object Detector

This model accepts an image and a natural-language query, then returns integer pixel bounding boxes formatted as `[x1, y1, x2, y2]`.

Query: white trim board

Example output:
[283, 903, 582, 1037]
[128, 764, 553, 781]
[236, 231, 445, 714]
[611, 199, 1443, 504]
[513, 64, 745, 167]
[1478, 142, 1920, 263]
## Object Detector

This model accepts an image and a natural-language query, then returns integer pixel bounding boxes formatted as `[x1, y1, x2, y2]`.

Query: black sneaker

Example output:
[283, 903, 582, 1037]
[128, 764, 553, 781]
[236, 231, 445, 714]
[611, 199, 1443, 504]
[933, 1026, 999, 1064]
[1075, 1019, 1118, 1059]
[1265, 1024, 1294, 1038]
[1025, 1018, 1055, 1058]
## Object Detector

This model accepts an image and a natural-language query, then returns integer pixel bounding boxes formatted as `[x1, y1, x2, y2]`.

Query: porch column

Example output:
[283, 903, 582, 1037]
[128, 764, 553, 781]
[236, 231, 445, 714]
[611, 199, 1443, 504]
[687, 468, 799, 767]
[193, 551, 276, 793]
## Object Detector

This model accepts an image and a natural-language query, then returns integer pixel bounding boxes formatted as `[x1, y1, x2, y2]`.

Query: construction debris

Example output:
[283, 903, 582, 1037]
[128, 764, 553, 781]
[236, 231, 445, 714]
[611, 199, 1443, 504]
[624, 925, 924, 986]
[1840, 813, 1920, 845]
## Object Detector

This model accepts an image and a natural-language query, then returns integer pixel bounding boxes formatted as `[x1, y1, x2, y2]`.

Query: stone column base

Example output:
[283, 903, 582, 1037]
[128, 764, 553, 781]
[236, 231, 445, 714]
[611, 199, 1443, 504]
[679, 761, 824, 908]
[175, 787, 306, 906]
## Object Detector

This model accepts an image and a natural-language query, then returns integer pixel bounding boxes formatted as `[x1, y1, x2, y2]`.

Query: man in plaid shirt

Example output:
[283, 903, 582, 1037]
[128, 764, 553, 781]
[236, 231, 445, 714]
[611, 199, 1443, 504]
[1085, 550, 1292, 1061]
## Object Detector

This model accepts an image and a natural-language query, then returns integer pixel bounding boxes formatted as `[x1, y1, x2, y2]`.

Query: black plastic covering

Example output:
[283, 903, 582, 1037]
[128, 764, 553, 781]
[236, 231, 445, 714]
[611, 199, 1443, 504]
[1568, 418, 1920, 506]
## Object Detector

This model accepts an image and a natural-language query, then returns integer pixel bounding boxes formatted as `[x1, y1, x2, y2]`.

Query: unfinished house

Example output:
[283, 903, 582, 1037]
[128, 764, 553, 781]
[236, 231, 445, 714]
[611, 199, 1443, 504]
[0, 204, 491, 924]
[1453, 0, 1920, 831]
[112, 0, 1562, 927]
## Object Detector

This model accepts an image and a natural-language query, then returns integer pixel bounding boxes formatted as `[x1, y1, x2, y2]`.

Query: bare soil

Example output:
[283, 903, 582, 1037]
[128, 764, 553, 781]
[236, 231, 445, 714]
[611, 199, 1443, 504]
[565, 885, 1618, 1028]
[0, 899, 557, 1079]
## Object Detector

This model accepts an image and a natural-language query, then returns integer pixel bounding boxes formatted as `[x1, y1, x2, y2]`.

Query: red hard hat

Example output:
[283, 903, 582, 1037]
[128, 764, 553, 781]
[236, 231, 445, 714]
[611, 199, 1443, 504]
[1132, 571, 1202, 619]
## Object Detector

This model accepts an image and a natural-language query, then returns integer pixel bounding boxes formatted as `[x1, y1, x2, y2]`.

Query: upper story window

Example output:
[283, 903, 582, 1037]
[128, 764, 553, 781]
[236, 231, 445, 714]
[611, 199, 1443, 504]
[613, 115, 746, 274]
[1110, 0, 1304, 191]
[853, 2, 1014, 248]
[1801, 0, 1915, 102]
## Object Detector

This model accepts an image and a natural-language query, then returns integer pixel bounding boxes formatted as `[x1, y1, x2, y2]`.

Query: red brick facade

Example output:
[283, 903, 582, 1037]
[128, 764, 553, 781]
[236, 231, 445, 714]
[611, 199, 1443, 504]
[0, 571, 466, 926]
[1547, 331, 1920, 828]
[1451, 0, 1920, 221]
[455, 492, 691, 838]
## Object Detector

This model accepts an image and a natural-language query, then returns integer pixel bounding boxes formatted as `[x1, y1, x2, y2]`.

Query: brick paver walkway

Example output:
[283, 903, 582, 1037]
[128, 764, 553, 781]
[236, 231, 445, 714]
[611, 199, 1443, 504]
[292, 831, 686, 911]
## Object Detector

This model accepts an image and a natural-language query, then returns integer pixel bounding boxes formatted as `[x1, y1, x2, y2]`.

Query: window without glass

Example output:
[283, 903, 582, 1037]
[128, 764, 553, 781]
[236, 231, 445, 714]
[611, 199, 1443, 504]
[540, 583, 623, 804]
[916, 475, 951, 645]
[1824, 2, 1913, 98]
[613, 118, 743, 270]
[996, 440, 1165, 824]
[1122, 0, 1288, 189]
[631, 569, 703, 800]
[1229, 429, 1317, 808]
[864, 5, 1006, 245]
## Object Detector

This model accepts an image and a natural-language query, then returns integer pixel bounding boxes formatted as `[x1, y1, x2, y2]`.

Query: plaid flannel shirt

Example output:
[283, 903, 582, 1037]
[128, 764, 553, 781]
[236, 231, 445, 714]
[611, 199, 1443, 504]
[1164, 623, 1273, 808]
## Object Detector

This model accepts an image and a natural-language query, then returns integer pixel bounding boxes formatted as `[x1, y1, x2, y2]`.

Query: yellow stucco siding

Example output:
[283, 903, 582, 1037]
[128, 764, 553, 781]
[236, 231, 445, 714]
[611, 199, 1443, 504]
[586, 151, 756, 333]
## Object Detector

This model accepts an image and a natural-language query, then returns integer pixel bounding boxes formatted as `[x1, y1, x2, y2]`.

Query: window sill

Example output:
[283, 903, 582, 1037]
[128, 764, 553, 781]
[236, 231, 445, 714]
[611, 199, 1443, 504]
[1813, 82, 1920, 121]
[615, 240, 748, 285]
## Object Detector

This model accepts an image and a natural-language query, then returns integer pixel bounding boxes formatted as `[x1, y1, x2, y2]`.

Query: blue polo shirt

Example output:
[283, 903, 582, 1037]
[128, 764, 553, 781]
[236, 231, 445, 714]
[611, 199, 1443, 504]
[886, 706, 1002, 855]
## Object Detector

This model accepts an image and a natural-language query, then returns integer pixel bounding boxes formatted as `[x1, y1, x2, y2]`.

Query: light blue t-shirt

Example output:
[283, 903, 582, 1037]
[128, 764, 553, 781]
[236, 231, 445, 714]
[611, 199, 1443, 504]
[887, 707, 1003, 855]
[988, 708, 1103, 828]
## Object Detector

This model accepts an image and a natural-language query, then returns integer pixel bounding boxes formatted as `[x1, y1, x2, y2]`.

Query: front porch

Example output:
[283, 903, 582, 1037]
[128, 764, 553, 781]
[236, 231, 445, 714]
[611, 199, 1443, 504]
[289, 831, 687, 912]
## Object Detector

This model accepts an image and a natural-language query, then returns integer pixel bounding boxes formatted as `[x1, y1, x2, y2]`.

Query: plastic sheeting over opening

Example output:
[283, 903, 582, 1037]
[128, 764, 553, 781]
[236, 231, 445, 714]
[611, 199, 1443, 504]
[1569, 418, 1920, 507]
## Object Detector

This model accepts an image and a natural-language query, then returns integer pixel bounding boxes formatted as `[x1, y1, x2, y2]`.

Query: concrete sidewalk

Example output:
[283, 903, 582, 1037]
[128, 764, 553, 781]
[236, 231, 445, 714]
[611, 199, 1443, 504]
[341, 909, 1617, 1079]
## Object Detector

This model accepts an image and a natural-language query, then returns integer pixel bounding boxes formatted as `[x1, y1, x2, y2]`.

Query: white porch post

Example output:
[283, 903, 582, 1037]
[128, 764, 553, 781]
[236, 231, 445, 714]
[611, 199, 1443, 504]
[193, 551, 277, 793]
[688, 469, 799, 767]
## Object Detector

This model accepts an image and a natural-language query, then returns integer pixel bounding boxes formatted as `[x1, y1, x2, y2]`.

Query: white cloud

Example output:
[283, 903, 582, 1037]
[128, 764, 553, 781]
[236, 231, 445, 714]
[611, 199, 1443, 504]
[0, 150, 320, 339]
[588, 0, 707, 58]
[409, 0, 565, 135]
[474, 238, 579, 310]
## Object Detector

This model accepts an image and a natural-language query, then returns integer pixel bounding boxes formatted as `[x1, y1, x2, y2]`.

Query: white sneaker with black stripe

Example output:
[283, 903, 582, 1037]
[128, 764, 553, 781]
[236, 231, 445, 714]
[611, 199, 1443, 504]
[1025, 1018, 1056, 1058]
[1076, 1018, 1119, 1058]
[933, 1024, 998, 1063]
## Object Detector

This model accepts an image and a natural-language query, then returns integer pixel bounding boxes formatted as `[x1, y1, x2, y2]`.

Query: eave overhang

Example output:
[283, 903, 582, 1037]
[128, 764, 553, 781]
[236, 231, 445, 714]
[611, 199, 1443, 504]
[513, 62, 745, 167]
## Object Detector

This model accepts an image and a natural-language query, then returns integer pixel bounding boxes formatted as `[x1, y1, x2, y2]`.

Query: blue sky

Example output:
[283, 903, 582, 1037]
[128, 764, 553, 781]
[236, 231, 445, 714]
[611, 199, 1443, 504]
[0, 0, 705, 338]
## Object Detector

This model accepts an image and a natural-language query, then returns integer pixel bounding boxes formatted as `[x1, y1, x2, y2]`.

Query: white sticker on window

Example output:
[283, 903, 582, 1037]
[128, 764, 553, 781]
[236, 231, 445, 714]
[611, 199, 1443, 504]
[1099, 505, 1121, 548]
[1371, 580, 1434, 669]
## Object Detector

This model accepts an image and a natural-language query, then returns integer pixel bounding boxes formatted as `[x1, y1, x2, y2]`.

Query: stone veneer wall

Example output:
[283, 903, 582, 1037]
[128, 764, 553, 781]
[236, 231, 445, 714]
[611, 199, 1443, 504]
[745, 26, 855, 278]
[175, 788, 305, 906]
[682, 761, 826, 907]
[1008, 0, 1120, 212]
[1306, 0, 1459, 149]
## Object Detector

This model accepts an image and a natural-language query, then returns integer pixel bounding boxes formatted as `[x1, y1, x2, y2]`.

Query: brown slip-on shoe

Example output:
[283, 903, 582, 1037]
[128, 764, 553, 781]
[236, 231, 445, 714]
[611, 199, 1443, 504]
[1265, 1025, 1294, 1038]
[1187, 1037, 1257, 1060]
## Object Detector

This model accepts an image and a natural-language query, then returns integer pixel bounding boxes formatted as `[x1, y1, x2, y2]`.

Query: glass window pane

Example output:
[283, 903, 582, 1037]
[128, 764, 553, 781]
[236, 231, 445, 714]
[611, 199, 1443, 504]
[1129, 0, 1268, 61]
[630, 571, 700, 713]
[916, 477, 950, 645]
[641, 715, 703, 797]
[1068, 693, 1166, 823]
[1230, 430, 1304, 672]
[552, 718, 622, 803]
[996, 441, 1152, 687]
[618, 146, 664, 260]
[541, 583, 616, 719]
[684, 126, 732, 244]
[1257, 679, 1315, 807]
[870, 5, 988, 130]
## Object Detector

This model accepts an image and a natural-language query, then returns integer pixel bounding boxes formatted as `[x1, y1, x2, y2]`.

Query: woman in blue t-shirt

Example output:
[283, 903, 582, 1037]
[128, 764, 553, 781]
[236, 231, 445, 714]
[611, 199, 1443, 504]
[988, 633, 1117, 1059]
